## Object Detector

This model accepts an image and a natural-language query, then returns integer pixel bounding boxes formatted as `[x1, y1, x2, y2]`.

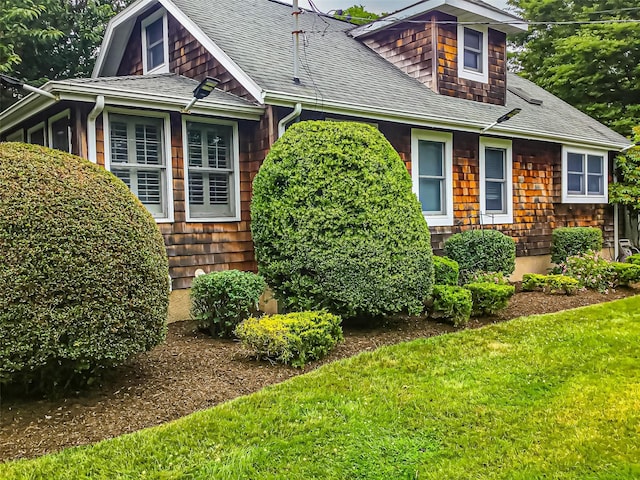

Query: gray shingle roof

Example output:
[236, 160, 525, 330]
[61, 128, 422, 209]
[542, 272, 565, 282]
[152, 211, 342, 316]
[166, 0, 627, 148]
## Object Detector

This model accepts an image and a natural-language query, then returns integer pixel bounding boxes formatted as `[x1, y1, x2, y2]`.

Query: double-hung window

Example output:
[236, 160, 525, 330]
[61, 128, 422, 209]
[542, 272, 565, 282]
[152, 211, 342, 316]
[48, 110, 71, 152]
[107, 113, 171, 220]
[562, 146, 607, 203]
[457, 25, 489, 83]
[480, 137, 513, 224]
[411, 130, 453, 226]
[141, 10, 169, 74]
[27, 123, 46, 146]
[184, 119, 240, 221]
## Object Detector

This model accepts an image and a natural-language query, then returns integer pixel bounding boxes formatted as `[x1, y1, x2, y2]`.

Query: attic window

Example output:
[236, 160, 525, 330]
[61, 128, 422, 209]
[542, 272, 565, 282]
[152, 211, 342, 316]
[457, 25, 488, 84]
[141, 10, 169, 74]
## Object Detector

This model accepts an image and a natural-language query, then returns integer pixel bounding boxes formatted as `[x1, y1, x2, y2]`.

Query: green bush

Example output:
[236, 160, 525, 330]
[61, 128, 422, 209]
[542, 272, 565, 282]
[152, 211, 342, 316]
[611, 262, 640, 286]
[0, 143, 169, 394]
[551, 227, 603, 264]
[522, 273, 579, 295]
[433, 256, 459, 286]
[625, 254, 640, 265]
[190, 270, 266, 337]
[251, 121, 433, 318]
[521, 273, 547, 291]
[564, 251, 616, 293]
[235, 311, 343, 367]
[444, 229, 516, 283]
[467, 271, 511, 285]
[464, 282, 515, 316]
[429, 285, 472, 327]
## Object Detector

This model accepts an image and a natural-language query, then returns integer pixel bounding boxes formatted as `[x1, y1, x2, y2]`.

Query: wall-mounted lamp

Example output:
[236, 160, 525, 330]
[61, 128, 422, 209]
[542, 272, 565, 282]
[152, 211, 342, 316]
[481, 108, 522, 133]
[620, 143, 638, 153]
[0, 73, 58, 101]
[182, 77, 220, 113]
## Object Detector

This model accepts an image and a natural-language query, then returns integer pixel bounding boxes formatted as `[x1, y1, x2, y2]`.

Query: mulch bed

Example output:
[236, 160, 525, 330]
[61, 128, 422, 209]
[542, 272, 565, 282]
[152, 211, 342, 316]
[1, 287, 636, 463]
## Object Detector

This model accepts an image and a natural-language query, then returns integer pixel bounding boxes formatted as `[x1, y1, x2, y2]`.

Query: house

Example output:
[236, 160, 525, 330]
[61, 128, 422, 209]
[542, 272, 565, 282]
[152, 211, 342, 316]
[0, 0, 631, 293]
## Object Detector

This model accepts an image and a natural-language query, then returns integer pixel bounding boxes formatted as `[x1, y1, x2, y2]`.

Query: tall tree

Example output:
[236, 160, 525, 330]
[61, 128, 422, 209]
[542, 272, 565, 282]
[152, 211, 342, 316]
[334, 5, 385, 25]
[508, 0, 640, 137]
[609, 127, 640, 245]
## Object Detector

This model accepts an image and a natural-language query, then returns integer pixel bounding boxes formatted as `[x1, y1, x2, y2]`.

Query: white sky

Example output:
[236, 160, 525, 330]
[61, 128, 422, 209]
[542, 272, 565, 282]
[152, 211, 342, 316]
[303, 0, 510, 15]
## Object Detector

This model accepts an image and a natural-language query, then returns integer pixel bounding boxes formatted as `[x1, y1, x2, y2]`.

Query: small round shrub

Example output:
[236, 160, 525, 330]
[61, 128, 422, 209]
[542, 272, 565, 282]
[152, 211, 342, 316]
[235, 311, 343, 367]
[551, 227, 603, 264]
[564, 251, 615, 293]
[611, 262, 640, 287]
[190, 270, 266, 337]
[0, 143, 169, 393]
[522, 273, 547, 291]
[625, 254, 640, 265]
[251, 121, 434, 318]
[433, 256, 459, 286]
[464, 282, 515, 316]
[429, 285, 472, 327]
[444, 229, 515, 283]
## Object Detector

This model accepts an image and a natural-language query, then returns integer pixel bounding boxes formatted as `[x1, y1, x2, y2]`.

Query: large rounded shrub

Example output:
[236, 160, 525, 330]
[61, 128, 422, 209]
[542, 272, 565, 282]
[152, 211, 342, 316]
[0, 143, 169, 392]
[251, 121, 433, 318]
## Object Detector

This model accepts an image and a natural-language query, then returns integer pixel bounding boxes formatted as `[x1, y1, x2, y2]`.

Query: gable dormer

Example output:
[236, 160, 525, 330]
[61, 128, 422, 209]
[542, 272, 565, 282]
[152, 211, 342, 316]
[351, 0, 527, 106]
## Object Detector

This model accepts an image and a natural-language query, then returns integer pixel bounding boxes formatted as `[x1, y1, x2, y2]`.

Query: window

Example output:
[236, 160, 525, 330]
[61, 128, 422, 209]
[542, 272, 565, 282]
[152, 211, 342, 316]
[411, 130, 453, 226]
[562, 146, 608, 203]
[27, 123, 46, 146]
[183, 118, 240, 222]
[5, 129, 23, 142]
[141, 10, 169, 74]
[48, 110, 71, 152]
[105, 112, 172, 221]
[457, 25, 489, 83]
[480, 137, 513, 224]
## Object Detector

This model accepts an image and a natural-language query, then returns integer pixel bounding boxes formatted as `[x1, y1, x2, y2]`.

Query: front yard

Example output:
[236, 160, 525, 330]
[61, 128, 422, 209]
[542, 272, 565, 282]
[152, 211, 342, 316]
[1, 291, 639, 478]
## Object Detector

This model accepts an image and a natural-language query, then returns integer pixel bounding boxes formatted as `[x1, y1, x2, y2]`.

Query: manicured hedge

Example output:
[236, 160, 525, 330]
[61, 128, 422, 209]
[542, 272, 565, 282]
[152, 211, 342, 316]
[235, 311, 343, 367]
[551, 227, 603, 264]
[433, 256, 459, 286]
[429, 285, 472, 327]
[251, 121, 433, 318]
[444, 229, 515, 283]
[522, 273, 580, 295]
[464, 282, 515, 316]
[0, 143, 169, 393]
[190, 270, 266, 337]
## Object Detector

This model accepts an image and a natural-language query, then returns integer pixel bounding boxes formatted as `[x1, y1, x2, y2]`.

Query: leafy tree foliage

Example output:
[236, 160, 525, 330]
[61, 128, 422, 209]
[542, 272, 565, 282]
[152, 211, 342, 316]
[609, 127, 640, 244]
[508, 0, 640, 136]
[334, 5, 385, 25]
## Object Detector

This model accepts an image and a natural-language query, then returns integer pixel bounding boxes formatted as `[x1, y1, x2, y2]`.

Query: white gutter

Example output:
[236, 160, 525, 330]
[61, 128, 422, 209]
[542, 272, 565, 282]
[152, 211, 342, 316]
[278, 103, 302, 138]
[87, 95, 105, 163]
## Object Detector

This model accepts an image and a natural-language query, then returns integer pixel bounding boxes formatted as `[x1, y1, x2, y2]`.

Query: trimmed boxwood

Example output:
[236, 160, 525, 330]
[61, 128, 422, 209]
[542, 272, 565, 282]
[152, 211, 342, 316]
[0, 143, 169, 393]
[251, 121, 434, 318]
[550, 227, 603, 264]
[433, 256, 459, 286]
[444, 229, 516, 283]
[429, 285, 472, 327]
[464, 282, 515, 316]
[190, 270, 266, 338]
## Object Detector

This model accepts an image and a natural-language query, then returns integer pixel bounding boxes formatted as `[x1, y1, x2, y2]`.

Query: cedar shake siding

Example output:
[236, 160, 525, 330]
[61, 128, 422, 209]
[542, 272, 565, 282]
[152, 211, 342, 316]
[117, 11, 253, 100]
[361, 12, 507, 105]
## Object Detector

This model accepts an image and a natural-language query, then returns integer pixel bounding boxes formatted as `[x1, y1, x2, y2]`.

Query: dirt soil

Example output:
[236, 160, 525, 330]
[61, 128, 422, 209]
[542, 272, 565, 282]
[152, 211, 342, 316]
[1, 287, 636, 463]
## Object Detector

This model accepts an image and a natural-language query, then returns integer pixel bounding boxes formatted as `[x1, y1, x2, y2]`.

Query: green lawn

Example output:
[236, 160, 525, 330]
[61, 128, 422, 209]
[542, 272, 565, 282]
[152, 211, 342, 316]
[2, 296, 640, 479]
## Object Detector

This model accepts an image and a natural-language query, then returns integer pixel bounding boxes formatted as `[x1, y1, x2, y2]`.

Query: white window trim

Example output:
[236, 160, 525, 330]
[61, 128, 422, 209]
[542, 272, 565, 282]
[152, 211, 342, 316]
[411, 129, 454, 227]
[5, 129, 24, 142]
[27, 122, 46, 145]
[47, 109, 72, 153]
[182, 116, 241, 223]
[141, 9, 169, 75]
[561, 145, 608, 204]
[480, 137, 513, 225]
[103, 109, 174, 223]
[457, 24, 489, 84]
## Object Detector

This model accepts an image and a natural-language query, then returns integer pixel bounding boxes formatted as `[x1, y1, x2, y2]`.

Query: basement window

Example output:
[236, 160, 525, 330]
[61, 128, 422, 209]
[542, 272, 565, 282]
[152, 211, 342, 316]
[458, 25, 489, 84]
[141, 10, 169, 74]
[562, 146, 608, 203]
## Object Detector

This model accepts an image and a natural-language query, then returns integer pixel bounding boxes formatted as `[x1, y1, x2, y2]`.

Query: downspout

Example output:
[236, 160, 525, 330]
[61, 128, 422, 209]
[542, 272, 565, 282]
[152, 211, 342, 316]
[277, 103, 302, 138]
[87, 95, 105, 163]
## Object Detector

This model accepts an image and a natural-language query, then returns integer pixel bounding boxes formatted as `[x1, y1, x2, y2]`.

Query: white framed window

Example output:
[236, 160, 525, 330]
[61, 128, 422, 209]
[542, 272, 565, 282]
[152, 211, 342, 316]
[104, 111, 173, 222]
[561, 146, 608, 204]
[27, 122, 46, 146]
[141, 9, 169, 74]
[411, 129, 454, 227]
[182, 117, 240, 222]
[457, 24, 489, 84]
[5, 129, 24, 142]
[480, 137, 513, 224]
[48, 110, 72, 153]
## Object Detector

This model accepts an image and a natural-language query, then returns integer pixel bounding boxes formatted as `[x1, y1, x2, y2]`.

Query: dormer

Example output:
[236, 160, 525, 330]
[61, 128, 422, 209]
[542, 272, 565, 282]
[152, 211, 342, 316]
[351, 0, 527, 106]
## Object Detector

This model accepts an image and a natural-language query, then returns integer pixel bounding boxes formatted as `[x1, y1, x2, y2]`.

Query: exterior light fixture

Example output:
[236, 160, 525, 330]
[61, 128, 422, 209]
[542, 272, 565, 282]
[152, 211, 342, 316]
[481, 108, 522, 133]
[0, 73, 58, 100]
[620, 143, 638, 153]
[182, 77, 220, 112]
